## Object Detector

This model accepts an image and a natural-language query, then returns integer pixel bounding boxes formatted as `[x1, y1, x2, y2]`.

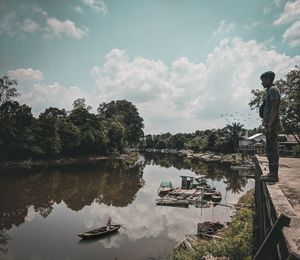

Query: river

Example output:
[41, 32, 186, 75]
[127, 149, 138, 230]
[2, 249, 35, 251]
[0, 152, 254, 260]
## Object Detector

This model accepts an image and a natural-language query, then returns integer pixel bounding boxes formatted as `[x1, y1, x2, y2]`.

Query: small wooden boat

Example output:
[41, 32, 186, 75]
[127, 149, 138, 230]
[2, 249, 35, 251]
[230, 163, 254, 171]
[78, 224, 121, 239]
[156, 199, 189, 208]
[211, 191, 222, 202]
[202, 191, 214, 199]
[158, 181, 174, 196]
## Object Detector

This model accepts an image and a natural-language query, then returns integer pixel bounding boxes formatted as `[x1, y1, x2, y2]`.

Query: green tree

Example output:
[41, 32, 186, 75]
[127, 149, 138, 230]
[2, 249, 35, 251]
[173, 133, 186, 150]
[36, 108, 62, 157]
[0, 75, 19, 105]
[249, 66, 300, 145]
[226, 122, 245, 152]
[107, 120, 126, 152]
[145, 134, 154, 148]
[277, 67, 300, 144]
[0, 101, 35, 159]
[98, 100, 144, 146]
[69, 99, 109, 154]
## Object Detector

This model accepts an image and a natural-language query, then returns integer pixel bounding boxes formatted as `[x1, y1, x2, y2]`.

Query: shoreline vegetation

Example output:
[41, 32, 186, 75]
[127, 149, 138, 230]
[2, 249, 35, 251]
[171, 188, 254, 260]
[0, 151, 139, 171]
[139, 148, 244, 164]
[0, 149, 245, 171]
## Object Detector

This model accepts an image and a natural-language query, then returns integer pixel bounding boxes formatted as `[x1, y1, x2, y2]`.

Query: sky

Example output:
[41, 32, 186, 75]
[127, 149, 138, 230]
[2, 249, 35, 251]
[0, 0, 300, 134]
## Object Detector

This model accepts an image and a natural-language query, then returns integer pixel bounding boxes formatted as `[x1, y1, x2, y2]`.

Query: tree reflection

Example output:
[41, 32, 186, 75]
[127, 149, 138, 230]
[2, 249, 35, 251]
[223, 173, 248, 194]
[0, 157, 144, 232]
[142, 151, 248, 193]
[0, 229, 10, 255]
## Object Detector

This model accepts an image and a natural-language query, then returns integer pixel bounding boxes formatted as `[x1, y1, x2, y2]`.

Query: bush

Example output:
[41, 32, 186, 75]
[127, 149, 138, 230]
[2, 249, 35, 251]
[171, 190, 254, 260]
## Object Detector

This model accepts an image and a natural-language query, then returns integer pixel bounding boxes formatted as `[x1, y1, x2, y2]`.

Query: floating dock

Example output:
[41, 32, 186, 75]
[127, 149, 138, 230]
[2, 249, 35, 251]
[155, 186, 221, 208]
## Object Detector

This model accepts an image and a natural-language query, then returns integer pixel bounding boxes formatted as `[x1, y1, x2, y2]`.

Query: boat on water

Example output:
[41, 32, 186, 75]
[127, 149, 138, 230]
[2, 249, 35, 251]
[78, 224, 121, 239]
[192, 177, 207, 188]
[211, 191, 222, 202]
[158, 181, 174, 196]
[202, 186, 216, 199]
[156, 198, 189, 208]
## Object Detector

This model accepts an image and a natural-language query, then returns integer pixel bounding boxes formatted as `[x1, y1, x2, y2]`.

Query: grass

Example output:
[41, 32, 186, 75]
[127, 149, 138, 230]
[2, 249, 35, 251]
[171, 189, 254, 260]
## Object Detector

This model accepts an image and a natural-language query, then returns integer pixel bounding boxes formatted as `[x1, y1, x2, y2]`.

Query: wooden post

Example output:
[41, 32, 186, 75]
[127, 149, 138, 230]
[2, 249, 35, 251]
[253, 214, 291, 260]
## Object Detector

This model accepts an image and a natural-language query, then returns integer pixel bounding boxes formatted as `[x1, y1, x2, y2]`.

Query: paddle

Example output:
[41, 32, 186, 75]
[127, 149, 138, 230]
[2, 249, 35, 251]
[112, 221, 127, 231]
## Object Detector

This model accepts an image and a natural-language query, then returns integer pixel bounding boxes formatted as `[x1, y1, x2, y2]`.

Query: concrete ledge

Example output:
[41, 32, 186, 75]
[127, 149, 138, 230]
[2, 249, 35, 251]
[256, 155, 300, 258]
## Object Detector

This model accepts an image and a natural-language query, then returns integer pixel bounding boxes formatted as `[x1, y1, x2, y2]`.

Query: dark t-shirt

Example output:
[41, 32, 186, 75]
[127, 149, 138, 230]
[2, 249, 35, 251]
[263, 85, 281, 126]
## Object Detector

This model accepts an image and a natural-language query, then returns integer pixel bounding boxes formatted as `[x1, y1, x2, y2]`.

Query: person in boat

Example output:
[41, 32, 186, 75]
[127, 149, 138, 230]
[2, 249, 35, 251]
[106, 217, 112, 230]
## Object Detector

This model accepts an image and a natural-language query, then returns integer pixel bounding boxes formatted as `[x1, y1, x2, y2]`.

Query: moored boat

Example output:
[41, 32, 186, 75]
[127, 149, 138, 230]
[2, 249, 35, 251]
[158, 181, 174, 196]
[211, 191, 222, 202]
[78, 224, 121, 239]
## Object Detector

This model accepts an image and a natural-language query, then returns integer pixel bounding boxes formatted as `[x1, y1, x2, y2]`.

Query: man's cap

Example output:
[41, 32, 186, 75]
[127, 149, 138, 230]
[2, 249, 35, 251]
[260, 71, 275, 81]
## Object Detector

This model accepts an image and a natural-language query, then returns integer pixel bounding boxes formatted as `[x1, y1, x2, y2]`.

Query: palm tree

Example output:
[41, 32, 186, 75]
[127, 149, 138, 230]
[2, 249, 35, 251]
[226, 122, 245, 152]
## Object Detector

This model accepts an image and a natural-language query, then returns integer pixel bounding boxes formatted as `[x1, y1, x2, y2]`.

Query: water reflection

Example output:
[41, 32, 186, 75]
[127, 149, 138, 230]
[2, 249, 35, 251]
[142, 151, 249, 193]
[0, 158, 144, 254]
[0, 153, 254, 260]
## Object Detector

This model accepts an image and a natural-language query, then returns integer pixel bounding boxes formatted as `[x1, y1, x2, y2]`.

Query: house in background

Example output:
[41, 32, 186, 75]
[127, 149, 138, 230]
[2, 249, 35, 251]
[279, 134, 299, 155]
[239, 133, 266, 156]
[239, 133, 298, 156]
[239, 133, 266, 147]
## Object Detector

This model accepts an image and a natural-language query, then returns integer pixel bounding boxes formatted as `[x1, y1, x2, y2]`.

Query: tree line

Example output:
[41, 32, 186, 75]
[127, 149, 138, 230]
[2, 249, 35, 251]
[0, 75, 144, 160]
[1, 66, 299, 159]
[139, 122, 250, 153]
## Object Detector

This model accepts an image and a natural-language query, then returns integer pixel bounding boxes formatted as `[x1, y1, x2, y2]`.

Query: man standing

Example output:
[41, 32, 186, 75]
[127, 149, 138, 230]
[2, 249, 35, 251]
[259, 71, 281, 182]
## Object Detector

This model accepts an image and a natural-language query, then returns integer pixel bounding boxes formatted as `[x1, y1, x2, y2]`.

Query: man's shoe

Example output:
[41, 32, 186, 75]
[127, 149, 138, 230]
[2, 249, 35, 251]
[260, 174, 279, 182]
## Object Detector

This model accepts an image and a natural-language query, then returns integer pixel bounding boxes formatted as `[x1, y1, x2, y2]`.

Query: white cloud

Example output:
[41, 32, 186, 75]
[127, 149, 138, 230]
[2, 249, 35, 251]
[8, 68, 44, 81]
[90, 41, 300, 133]
[274, 0, 283, 7]
[6, 69, 85, 114]
[0, 9, 88, 40]
[21, 82, 86, 114]
[10, 39, 300, 133]
[0, 12, 18, 36]
[274, 0, 300, 25]
[91, 49, 168, 103]
[244, 21, 265, 30]
[32, 3, 48, 17]
[82, 0, 108, 14]
[264, 7, 271, 14]
[21, 18, 41, 33]
[74, 5, 84, 14]
[211, 20, 235, 40]
[283, 21, 300, 47]
[45, 17, 88, 39]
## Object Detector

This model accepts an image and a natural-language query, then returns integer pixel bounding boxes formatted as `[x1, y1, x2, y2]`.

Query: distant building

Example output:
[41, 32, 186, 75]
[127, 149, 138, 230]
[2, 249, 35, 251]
[239, 133, 266, 147]
[279, 134, 299, 155]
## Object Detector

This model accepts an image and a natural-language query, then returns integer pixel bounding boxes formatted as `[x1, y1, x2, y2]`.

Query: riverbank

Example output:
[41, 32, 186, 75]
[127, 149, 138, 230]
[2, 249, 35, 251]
[0, 151, 139, 172]
[171, 188, 254, 260]
[139, 148, 245, 165]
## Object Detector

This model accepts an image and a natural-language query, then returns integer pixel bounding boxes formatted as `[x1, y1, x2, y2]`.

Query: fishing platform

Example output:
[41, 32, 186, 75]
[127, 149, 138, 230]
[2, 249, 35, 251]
[156, 175, 222, 208]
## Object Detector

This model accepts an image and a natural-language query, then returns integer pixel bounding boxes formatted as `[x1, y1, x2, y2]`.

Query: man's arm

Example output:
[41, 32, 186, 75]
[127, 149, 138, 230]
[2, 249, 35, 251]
[268, 100, 280, 128]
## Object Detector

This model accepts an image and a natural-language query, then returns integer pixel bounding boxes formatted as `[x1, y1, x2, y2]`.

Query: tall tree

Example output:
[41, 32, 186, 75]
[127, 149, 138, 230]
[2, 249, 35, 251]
[0, 101, 34, 159]
[98, 100, 144, 146]
[226, 122, 245, 152]
[36, 108, 62, 157]
[249, 66, 300, 144]
[0, 75, 19, 105]
[69, 99, 109, 154]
